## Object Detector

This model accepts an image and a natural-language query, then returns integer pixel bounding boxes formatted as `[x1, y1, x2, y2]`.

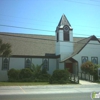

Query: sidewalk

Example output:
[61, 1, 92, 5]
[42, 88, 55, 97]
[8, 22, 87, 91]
[79, 80, 98, 85]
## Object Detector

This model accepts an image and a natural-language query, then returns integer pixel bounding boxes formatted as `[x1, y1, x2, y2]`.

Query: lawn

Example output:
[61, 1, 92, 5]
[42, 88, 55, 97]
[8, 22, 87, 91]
[0, 82, 49, 86]
[0, 81, 76, 86]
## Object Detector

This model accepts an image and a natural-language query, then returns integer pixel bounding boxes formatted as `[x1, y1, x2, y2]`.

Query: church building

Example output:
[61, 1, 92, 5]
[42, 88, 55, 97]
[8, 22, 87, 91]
[0, 14, 100, 81]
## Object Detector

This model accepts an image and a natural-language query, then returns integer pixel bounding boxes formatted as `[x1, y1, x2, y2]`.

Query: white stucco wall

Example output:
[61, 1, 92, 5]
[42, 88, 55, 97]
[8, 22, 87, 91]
[32, 58, 42, 66]
[0, 57, 58, 81]
[59, 63, 64, 70]
[59, 30, 63, 41]
[55, 29, 73, 60]
[49, 59, 56, 74]
[10, 58, 25, 69]
[73, 40, 100, 72]
[69, 31, 73, 42]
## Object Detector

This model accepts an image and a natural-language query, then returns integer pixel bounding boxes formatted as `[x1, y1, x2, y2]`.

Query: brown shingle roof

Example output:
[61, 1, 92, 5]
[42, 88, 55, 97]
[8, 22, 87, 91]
[0, 32, 55, 56]
[0, 32, 94, 58]
[58, 14, 71, 27]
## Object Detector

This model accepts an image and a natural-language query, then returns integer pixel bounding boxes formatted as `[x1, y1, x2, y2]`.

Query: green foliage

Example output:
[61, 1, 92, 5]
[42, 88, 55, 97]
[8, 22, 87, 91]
[81, 61, 100, 81]
[30, 64, 41, 75]
[7, 63, 51, 82]
[7, 68, 20, 82]
[30, 63, 50, 82]
[0, 39, 11, 57]
[19, 68, 33, 82]
[49, 69, 69, 84]
[81, 61, 94, 74]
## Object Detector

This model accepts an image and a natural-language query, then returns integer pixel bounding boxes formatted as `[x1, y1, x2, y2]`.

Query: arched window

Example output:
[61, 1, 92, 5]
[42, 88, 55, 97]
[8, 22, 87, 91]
[64, 31, 69, 41]
[82, 56, 88, 63]
[42, 59, 49, 71]
[91, 57, 98, 64]
[2, 58, 9, 70]
[25, 58, 32, 68]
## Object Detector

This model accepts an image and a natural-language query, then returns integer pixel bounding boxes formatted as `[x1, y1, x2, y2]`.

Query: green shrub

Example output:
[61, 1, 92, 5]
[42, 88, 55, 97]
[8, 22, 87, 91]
[81, 61, 100, 81]
[7, 68, 20, 82]
[81, 61, 94, 74]
[34, 73, 51, 82]
[19, 68, 33, 82]
[30, 63, 50, 82]
[49, 69, 69, 84]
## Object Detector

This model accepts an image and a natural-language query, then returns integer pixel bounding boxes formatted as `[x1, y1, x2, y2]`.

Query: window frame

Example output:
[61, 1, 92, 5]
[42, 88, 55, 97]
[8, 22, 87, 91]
[2, 57, 10, 70]
[91, 57, 98, 64]
[63, 31, 69, 41]
[81, 56, 88, 64]
[42, 58, 49, 71]
[25, 58, 32, 68]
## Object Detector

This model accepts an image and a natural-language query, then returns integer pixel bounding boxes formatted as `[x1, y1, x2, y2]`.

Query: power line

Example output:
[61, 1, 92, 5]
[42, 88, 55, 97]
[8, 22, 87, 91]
[0, 18, 100, 29]
[1, 34, 100, 51]
[0, 18, 55, 28]
[0, 24, 54, 33]
[0, 24, 100, 37]
[64, 0, 100, 7]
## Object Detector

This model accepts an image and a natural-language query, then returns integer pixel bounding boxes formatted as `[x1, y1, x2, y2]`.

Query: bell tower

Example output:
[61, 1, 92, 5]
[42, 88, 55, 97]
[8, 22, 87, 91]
[55, 14, 73, 60]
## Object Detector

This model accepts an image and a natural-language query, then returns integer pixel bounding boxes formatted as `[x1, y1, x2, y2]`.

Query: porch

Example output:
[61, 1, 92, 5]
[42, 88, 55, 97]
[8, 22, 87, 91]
[64, 57, 78, 75]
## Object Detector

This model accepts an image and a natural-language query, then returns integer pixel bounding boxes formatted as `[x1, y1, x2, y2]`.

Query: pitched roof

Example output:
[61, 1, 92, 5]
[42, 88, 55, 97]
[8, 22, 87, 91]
[58, 14, 71, 27]
[61, 35, 100, 62]
[0, 32, 98, 59]
[0, 32, 55, 57]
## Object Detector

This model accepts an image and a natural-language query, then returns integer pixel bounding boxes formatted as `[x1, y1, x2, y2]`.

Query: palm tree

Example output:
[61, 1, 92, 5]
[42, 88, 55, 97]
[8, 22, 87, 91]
[0, 39, 11, 57]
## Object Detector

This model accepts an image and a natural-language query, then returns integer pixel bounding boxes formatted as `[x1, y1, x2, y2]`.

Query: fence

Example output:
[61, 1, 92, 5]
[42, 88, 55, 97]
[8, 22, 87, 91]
[78, 72, 94, 82]
[69, 73, 79, 84]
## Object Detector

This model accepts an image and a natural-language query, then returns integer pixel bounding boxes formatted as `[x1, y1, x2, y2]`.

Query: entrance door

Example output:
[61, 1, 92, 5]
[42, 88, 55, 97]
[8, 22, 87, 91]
[65, 63, 73, 73]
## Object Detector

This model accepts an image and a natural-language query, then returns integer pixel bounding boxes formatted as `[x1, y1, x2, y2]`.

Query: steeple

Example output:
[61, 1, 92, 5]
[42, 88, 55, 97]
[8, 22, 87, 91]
[58, 14, 71, 27]
[55, 14, 73, 60]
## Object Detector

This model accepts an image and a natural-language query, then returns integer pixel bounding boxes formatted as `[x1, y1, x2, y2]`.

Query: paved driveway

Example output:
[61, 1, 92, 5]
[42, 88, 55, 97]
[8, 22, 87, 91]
[79, 80, 98, 85]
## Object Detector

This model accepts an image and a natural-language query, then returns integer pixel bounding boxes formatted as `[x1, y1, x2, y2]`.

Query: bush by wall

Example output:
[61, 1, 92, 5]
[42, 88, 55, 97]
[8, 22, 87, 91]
[49, 69, 69, 84]
[19, 68, 33, 82]
[7, 65, 50, 82]
[81, 61, 100, 81]
[7, 68, 20, 82]
[31, 64, 51, 82]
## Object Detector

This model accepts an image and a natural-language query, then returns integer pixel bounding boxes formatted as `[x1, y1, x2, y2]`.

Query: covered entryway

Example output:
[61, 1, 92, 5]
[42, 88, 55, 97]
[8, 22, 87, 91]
[65, 63, 73, 73]
[64, 57, 78, 75]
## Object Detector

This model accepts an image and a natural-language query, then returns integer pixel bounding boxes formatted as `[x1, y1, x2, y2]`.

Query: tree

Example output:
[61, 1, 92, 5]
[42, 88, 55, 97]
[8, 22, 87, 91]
[81, 61, 100, 81]
[0, 39, 11, 56]
[81, 61, 94, 74]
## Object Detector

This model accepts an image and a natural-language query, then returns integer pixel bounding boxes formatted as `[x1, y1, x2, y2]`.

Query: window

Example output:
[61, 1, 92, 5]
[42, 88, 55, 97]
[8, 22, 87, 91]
[42, 59, 49, 71]
[64, 31, 69, 41]
[25, 58, 32, 68]
[91, 57, 98, 64]
[2, 58, 9, 70]
[57, 32, 59, 42]
[81, 56, 88, 63]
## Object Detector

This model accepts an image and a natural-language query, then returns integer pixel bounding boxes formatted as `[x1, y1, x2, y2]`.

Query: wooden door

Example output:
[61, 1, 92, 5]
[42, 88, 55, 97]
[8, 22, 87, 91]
[65, 63, 73, 73]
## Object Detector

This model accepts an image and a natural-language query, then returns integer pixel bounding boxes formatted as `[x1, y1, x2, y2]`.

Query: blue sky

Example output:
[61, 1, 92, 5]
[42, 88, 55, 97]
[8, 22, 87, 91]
[0, 0, 100, 37]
